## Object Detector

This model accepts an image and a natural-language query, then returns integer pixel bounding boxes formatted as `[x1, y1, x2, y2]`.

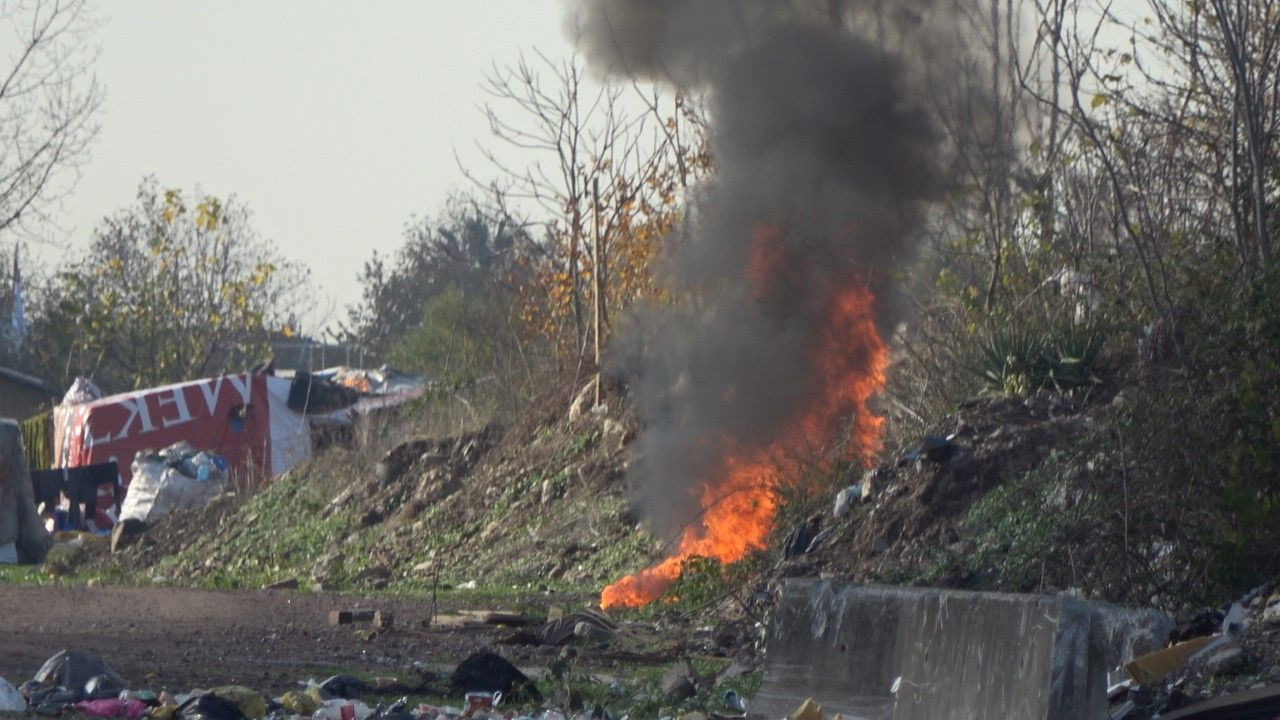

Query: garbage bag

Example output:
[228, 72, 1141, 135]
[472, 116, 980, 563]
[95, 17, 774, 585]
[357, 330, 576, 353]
[85, 673, 126, 700]
[121, 448, 225, 524]
[31, 650, 125, 698]
[278, 691, 320, 715]
[177, 693, 248, 720]
[449, 652, 542, 702]
[0, 677, 25, 712]
[20, 680, 79, 708]
[316, 675, 370, 700]
[209, 686, 267, 720]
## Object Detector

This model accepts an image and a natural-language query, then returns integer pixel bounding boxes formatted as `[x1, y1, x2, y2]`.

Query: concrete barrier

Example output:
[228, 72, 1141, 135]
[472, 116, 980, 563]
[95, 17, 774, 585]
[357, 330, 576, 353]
[0, 419, 52, 563]
[752, 579, 1171, 720]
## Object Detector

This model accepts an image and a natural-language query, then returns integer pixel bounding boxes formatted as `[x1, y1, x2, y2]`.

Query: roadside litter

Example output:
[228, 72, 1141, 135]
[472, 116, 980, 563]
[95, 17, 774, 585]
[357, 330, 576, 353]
[0, 677, 25, 712]
[9, 648, 574, 720]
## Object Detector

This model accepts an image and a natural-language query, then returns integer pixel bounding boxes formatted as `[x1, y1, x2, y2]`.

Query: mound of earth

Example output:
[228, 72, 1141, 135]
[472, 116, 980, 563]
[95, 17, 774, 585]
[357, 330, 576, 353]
[87, 385, 659, 595]
[783, 390, 1103, 589]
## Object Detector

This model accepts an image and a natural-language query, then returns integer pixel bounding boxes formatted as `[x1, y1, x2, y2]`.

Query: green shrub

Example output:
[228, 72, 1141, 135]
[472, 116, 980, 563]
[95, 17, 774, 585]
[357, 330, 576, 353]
[974, 318, 1107, 397]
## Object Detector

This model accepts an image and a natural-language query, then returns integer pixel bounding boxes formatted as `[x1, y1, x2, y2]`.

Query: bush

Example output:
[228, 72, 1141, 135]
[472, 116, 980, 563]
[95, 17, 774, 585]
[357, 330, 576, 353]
[974, 318, 1107, 397]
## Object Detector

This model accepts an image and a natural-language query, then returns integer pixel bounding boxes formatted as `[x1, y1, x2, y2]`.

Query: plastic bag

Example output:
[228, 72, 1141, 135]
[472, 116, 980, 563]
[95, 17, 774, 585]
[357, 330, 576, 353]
[177, 693, 247, 720]
[279, 690, 321, 715]
[32, 650, 125, 697]
[74, 698, 148, 718]
[209, 686, 267, 720]
[312, 699, 373, 720]
[120, 450, 225, 524]
[62, 377, 103, 405]
[0, 677, 25, 712]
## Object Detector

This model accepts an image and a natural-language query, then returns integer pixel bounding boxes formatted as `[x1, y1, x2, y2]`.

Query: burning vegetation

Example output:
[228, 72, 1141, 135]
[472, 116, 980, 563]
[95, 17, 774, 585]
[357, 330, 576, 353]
[570, 1, 952, 608]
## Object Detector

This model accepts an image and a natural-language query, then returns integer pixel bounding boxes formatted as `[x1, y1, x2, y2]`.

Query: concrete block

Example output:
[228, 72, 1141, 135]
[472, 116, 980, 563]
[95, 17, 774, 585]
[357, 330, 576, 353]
[752, 579, 1171, 720]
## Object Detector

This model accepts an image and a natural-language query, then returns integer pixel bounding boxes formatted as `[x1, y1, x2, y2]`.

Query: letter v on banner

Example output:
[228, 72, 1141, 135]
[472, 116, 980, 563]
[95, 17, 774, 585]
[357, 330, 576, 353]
[197, 374, 253, 415]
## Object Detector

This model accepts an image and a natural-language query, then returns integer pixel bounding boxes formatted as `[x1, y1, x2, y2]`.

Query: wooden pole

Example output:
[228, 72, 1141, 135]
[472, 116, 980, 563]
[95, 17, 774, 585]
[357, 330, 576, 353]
[592, 177, 604, 408]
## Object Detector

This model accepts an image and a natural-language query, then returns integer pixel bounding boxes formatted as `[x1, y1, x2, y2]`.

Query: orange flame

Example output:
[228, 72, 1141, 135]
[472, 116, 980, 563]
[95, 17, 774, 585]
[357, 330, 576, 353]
[601, 233, 890, 610]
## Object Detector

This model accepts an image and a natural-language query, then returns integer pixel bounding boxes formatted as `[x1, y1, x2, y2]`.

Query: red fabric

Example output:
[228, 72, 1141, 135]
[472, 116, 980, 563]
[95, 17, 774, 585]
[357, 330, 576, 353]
[54, 374, 275, 524]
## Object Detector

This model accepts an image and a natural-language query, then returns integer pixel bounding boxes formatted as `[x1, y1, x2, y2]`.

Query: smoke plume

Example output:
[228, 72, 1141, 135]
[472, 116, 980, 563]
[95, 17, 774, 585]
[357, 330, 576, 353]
[567, 1, 971, 546]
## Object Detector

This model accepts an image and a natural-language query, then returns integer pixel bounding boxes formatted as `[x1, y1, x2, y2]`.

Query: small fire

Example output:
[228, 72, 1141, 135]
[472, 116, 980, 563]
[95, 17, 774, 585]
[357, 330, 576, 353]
[601, 228, 890, 610]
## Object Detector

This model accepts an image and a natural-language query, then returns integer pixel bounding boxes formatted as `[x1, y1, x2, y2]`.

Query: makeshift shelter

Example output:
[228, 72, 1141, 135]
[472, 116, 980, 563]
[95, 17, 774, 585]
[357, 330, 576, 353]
[0, 365, 55, 420]
[0, 419, 52, 563]
[52, 373, 312, 524]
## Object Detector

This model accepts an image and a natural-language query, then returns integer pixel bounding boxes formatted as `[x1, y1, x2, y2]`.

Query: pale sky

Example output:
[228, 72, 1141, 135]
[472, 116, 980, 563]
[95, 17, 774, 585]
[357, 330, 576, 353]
[40, 1, 577, 332]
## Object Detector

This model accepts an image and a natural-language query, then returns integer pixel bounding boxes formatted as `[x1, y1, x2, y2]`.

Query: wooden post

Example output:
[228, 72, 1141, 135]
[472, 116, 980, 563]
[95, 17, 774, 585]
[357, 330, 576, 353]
[592, 177, 604, 407]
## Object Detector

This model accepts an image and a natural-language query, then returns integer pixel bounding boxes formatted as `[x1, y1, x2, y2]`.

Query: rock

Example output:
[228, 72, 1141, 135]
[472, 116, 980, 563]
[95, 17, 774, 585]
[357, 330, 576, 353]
[1203, 647, 1245, 676]
[110, 518, 147, 553]
[312, 550, 341, 581]
[568, 378, 599, 422]
[541, 479, 555, 505]
[661, 662, 697, 702]
[265, 578, 299, 590]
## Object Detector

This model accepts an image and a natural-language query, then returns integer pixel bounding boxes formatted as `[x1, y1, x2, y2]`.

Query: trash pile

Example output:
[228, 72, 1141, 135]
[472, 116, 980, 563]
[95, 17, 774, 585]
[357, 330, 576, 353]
[0, 645, 751, 720]
[0, 650, 504, 720]
[1110, 578, 1280, 719]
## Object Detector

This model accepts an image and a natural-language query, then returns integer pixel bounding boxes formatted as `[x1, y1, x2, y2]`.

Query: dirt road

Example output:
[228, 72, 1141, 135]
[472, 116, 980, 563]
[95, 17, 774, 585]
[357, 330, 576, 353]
[0, 585, 523, 693]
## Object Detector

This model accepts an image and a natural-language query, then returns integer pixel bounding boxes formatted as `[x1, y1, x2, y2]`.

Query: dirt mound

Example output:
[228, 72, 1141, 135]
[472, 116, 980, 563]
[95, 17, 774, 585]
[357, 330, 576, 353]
[110, 492, 245, 572]
[795, 390, 1095, 585]
[87, 385, 655, 595]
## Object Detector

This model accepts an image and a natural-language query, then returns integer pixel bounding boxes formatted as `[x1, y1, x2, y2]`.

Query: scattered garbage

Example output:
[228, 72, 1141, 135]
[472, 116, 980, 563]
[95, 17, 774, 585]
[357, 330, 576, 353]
[0, 676, 25, 712]
[900, 434, 958, 464]
[781, 515, 824, 558]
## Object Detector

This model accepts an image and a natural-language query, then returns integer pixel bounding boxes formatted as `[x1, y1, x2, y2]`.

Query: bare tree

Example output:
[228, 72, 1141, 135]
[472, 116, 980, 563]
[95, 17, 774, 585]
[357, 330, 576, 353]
[467, 51, 708, 360]
[0, 0, 102, 235]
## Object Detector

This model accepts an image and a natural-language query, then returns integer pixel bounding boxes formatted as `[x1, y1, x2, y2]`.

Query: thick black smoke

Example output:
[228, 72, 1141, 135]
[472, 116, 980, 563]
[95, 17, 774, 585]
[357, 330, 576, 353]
[567, 1, 969, 540]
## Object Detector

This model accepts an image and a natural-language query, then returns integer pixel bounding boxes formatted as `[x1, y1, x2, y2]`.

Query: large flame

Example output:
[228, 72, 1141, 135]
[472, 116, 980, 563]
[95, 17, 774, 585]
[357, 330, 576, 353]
[601, 228, 890, 610]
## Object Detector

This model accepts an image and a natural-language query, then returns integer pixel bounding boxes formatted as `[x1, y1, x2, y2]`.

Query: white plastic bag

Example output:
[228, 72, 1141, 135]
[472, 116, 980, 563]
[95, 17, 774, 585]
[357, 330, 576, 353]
[61, 377, 103, 406]
[120, 454, 224, 524]
[0, 676, 26, 712]
[313, 699, 373, 720]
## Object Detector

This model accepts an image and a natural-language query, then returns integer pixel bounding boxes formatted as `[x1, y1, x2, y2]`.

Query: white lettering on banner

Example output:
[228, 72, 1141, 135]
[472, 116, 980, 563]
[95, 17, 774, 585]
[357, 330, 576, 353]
[114, 395, 157, 440]
[89, 423, 111, 448]
[157, 387, 195, 429]
[198, 374, 252, 415]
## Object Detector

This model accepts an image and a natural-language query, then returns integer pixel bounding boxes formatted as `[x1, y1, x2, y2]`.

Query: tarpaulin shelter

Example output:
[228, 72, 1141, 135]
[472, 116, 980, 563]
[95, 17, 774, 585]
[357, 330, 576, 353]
[52, 373, 312, 524]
